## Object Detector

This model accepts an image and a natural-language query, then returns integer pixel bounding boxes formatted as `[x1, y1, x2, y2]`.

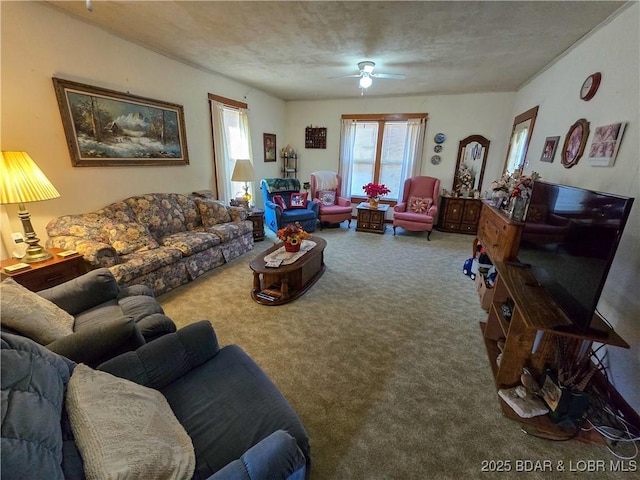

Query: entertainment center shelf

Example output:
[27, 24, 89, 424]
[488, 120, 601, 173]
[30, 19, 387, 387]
[476, 202, 631, 441]
[481, 261, 629, 441]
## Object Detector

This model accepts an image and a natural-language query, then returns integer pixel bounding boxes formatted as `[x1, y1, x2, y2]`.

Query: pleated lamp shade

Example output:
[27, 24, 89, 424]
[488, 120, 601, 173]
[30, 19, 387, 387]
[1, 151, 60, 204]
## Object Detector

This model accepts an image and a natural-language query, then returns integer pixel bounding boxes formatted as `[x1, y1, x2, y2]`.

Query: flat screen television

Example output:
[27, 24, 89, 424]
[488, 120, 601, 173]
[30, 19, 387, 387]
[516, 181, 634, 334]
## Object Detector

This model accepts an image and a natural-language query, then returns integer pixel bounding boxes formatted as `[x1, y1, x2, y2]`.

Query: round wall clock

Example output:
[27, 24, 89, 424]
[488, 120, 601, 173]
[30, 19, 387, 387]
[431, 155, 441, 165]
[580, 72, 601, 101]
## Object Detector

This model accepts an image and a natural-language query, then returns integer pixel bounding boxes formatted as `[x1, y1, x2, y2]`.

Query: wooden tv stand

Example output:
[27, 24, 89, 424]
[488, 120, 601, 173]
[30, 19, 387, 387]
[475, 202, 633, 441]
[481, 261, 629, 441]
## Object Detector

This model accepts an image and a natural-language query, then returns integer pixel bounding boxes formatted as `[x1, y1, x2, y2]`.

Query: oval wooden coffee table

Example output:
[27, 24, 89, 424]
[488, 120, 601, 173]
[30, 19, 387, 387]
[249, 236, 326, 305]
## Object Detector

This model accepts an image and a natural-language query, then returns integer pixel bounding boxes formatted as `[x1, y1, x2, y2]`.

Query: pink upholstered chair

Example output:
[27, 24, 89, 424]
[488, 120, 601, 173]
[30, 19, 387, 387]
[393, 176, 441, 240]
[310, 171, 352, 229]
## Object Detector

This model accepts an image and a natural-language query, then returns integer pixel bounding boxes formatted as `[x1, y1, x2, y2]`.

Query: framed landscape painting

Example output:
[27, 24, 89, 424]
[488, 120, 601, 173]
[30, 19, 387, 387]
[53, 78, 189, 166]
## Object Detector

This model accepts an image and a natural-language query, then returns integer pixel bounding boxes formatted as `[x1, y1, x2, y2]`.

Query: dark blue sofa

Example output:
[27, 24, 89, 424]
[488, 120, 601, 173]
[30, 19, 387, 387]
[1, 321, 310, 479]
[260, 178, 318, 233]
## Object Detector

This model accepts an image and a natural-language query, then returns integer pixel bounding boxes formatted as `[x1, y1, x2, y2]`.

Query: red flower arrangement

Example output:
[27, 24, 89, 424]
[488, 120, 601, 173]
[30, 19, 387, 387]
[362, 183, 391, 199]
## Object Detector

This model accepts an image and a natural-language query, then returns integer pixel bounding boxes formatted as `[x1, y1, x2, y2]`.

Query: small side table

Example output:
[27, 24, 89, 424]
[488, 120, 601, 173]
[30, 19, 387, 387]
[247, 209, 265, 241]
[356, 202, 390, 234]
[1, 248, 87, 291]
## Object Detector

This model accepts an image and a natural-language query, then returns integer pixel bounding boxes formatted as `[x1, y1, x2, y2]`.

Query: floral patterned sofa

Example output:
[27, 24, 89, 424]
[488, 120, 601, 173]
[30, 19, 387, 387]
[46, 192, 254, 296]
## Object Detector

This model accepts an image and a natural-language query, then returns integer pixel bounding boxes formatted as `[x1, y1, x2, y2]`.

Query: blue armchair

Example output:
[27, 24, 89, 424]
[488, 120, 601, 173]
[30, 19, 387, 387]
[261, 178, 318, 233]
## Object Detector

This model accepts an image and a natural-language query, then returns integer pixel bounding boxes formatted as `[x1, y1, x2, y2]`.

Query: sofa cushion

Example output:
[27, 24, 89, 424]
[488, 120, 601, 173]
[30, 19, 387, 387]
[45, 212, 106, 242]
[66, 364, 195, 480]
[125, 194, 188, 238]
[1, 332, 75, 480]
[194, 198, 232, 226]
[290, 192, 308, 209]
[1, 278, 75, 345]
[102, 221, 159, 255]
[160, 344, 310, 479]
[408, 196, 433, 214]
[109, 247, 183, 285]
[204, 221, 253, 243]
[159, 231, 222, 256]
[318, 190, 336, 206]
[272, 194, 288, 210]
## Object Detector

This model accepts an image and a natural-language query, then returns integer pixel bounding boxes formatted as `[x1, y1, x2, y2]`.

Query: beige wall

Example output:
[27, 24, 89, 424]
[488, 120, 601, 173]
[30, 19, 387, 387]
[0, 1, 286, 256]
[285, 93, 515, 196]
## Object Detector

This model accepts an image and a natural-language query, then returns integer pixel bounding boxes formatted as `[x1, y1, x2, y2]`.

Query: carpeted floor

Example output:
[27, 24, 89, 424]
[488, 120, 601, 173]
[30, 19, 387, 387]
[158, 225, 625, 479]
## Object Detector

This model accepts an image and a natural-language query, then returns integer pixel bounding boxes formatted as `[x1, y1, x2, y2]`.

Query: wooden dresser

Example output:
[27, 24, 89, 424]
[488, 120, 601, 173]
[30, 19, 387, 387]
[436, 196, 481, 234]
[476, 201, 523, 262]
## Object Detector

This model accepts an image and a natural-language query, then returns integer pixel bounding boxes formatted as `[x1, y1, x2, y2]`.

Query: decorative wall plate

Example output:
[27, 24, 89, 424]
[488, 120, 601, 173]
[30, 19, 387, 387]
[431, 155, 441, 165]
[434, 133, 446, 144]
[561, 118, 590, 168]
[434, 145, 443, 153]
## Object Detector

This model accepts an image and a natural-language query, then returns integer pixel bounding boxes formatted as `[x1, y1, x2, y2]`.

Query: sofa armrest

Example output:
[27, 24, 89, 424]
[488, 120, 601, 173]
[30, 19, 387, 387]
[207, 430, 307, 480]
[394, 202, 407, 212]
[38, 268, 120, 315]
[98, 320, 220, 389]
[336, 196, 351, 207]
[427, 204, 437, 217]
[46, 316, 144, 367]
[47, 236, 120, 268]
[228, 206, 248, 222]
[307, 200, 319, 215]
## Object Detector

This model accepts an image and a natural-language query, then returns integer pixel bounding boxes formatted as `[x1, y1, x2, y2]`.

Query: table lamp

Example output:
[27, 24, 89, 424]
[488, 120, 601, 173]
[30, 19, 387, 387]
[1, 151, 61, 263]
[231, 159, 255, 205]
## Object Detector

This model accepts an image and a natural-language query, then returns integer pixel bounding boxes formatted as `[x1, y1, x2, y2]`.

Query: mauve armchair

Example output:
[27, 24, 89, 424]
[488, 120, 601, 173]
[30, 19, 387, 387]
[393, 176, 441, 240]
[310, 171, 352, 229]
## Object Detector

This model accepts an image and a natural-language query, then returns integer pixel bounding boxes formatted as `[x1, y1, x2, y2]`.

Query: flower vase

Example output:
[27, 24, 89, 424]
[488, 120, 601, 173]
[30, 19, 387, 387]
[368, 197, 380, 208]
[284, 241, 301, 253]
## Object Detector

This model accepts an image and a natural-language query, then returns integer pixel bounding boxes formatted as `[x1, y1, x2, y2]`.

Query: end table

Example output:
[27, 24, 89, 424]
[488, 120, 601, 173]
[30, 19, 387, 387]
[1, 248, 87, 291]
[356, 202, 390, 234]
[247, 209, 265, 241]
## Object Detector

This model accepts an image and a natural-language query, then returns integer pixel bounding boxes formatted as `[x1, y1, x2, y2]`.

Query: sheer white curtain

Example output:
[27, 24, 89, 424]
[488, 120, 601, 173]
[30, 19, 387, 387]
[210, 100, 253, 202]
[338, 119, 357, 197]
[399, 117, 426, 189]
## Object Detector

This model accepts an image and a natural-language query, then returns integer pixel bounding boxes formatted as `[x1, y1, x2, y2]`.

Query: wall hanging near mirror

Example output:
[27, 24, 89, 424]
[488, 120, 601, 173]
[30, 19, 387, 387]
[53, 77, 189, 167]
[561, 118, 590, 169]
[453, 134, 490, 196]
[305, 127, 327, 149]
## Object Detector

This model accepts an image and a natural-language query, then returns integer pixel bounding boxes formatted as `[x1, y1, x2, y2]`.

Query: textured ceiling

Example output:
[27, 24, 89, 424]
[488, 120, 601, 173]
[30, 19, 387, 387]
[46, 1, 627, 101]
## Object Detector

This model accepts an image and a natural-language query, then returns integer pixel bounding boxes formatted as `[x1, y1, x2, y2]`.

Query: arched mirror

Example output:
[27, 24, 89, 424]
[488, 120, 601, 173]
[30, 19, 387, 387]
[503, 106, 539, 176]
[453, 134, 490, 195]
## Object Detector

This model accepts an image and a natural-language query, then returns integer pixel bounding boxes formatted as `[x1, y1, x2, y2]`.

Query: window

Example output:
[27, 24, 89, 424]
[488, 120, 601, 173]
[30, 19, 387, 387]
[340, 114, 427, 202]
[209, 94, 253, 202]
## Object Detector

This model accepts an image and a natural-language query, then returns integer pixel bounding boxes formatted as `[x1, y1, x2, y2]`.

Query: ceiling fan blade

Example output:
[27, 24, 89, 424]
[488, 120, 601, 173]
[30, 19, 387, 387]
[372, 73, 406, 79]
[329, 74, 362, 79]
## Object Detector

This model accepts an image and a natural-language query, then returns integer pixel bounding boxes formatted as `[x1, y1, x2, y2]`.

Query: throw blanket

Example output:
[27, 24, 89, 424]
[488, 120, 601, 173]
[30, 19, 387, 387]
[263, 178, 301, 193]
[313, 171, 339, 190]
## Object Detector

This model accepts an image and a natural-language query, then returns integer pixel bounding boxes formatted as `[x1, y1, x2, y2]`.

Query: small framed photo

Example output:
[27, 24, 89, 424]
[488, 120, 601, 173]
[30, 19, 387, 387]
[540, 136, 560, 163]
[263, 133, 276, 162]
[587, 122, 626, 167]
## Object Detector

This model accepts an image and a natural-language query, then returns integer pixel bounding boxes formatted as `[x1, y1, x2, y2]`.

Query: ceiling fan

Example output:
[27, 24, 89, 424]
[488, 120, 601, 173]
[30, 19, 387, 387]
[332, 61, 406, 91]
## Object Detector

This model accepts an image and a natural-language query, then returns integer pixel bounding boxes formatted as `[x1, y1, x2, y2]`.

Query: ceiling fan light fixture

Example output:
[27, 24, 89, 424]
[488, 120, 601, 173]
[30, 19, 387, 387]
[358, 61, 376, 74]
[359, 74, 372, 89]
